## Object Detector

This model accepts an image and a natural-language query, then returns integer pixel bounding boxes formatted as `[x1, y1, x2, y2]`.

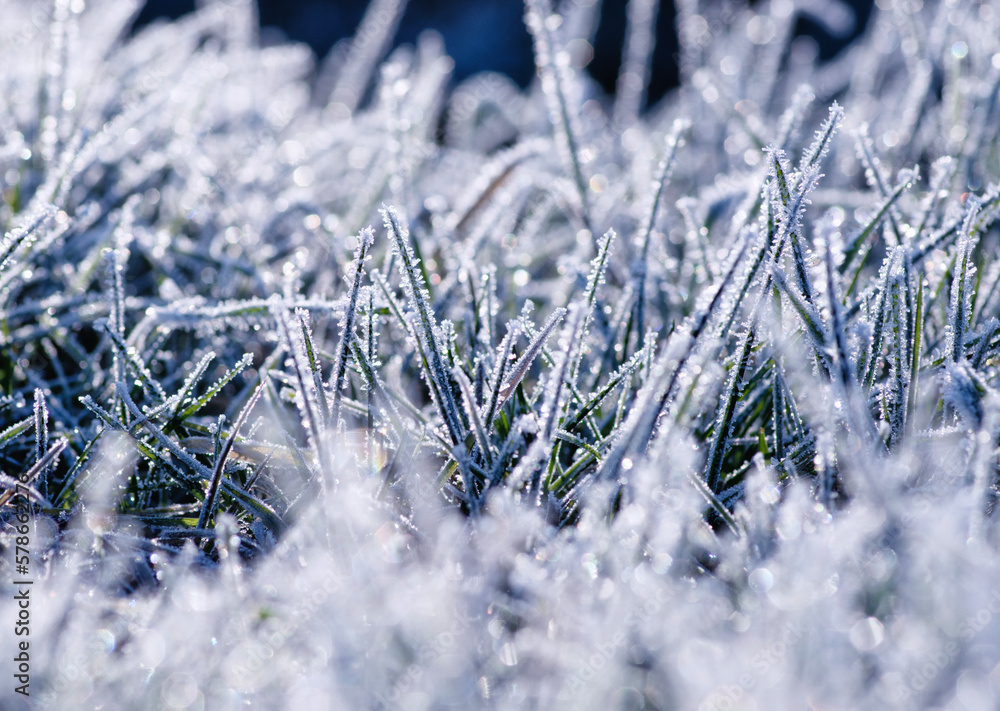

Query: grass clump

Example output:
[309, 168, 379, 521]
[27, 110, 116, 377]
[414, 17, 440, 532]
[3, 0, 1000, 708]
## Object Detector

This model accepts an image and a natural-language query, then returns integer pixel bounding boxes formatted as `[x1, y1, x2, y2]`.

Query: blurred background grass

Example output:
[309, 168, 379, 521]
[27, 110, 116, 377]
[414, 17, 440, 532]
[136, 0, 874, 110]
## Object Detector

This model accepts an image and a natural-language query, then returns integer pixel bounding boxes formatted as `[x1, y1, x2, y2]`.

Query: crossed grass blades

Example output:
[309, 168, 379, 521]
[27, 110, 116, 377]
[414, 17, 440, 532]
[1, 0, 1000, 578]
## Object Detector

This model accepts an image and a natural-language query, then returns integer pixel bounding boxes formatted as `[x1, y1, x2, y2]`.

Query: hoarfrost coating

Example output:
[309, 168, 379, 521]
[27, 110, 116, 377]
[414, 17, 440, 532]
[2, 0, 1000, 709]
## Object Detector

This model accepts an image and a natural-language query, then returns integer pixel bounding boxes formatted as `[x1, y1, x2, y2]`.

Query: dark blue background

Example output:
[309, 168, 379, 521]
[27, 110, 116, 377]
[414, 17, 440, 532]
[137, 0, 873, 108]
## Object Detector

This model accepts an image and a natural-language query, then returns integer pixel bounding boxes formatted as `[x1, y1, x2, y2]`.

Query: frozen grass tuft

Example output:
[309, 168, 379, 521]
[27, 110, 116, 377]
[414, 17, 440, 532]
[3, 0, 1000, 708]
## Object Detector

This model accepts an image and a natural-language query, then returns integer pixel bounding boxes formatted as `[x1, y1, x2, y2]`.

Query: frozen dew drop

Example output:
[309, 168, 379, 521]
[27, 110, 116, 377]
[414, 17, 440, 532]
[759, 485, 780, 505]
[293, 166, 314, 187]
[497, 642, 518, 666]
[748, 568, 773, 593]
[729, 611, 750, 632]
[720, 55, 740, 76]
[588, 174, 608, 193]
[849, 617, 885, 651]
[161, 672, 201, 709]
[747, 15, 776, 44]
[95, 628, 115, 653]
